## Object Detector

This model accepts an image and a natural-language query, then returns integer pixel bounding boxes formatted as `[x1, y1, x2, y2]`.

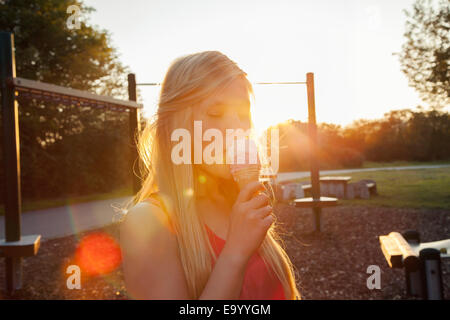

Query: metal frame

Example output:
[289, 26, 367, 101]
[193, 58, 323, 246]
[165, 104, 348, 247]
[136, 81, 307, 86]
[0, 32, 143, 294]
[138, 74, 337, 232]
[11, 77, 143, 110]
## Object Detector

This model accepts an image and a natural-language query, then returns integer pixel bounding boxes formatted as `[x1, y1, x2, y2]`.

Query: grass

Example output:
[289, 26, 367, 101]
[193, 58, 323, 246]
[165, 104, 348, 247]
[294, 167, 450, 210]
[0, 186, 133, 216]
[361, 160, 450, 169]
[310, 159, 450, 171]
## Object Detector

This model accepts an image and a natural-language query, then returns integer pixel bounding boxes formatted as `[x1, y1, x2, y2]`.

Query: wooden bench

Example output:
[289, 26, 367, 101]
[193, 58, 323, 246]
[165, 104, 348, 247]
[302, 183, 312, 196]
[366, 182, 376, 195]
[0, 235, 41, 258]
[301, 178, 376, 200]
[379, 231, 448, 299]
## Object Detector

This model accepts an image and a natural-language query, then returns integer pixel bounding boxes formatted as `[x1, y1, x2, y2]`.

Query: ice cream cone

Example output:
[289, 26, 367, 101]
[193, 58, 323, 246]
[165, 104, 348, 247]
[228, 138, 261, 189]
[231, 165, 260, 190]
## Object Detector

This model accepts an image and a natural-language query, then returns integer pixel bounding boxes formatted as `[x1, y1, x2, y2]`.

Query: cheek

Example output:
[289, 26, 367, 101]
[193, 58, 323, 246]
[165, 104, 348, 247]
[196, 119, 231, 178]
[199, 163, 232, 179]
[201, 119, 229, 146]
[202, 118, 226, 132]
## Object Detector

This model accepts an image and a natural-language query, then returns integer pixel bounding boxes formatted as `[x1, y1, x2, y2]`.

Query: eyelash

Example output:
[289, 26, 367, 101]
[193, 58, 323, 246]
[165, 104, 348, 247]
[208, 112, 223, 117]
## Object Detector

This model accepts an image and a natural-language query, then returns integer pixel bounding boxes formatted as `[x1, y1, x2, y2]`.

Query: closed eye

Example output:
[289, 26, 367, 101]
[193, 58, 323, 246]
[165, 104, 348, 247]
[207, 110, 224, 117]
[207, 104, 225, 117]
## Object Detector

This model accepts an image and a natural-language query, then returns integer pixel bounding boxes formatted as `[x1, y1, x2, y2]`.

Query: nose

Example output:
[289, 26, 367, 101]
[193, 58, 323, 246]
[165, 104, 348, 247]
[226, 112, 250, 131]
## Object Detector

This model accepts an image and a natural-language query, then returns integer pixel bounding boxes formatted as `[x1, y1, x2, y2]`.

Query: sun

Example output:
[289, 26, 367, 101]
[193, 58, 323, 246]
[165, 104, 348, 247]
[251, 84, 309, 135]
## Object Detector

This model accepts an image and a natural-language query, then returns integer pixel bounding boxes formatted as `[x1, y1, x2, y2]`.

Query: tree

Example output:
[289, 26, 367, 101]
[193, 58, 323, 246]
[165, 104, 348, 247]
[0, 0, 138, 201]
[0, 0, 136, 146]
[0, 0, 130, 96]
[397, 0, 449, 109]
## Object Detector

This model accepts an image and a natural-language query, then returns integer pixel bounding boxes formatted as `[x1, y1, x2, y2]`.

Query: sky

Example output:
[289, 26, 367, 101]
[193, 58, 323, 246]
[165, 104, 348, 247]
[83, 0, 430, 131]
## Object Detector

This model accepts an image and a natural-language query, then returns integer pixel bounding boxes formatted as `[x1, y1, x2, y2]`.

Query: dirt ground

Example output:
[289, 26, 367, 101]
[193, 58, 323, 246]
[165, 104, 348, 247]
[0, 204, 448, 300]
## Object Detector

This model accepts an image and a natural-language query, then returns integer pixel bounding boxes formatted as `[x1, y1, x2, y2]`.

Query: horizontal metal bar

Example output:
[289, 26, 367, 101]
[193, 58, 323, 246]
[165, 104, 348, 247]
[254, 81, 307, 85]
[136, 81, 307, 87]
[136, 83, 161, 86]
[9, 77, 143, 109]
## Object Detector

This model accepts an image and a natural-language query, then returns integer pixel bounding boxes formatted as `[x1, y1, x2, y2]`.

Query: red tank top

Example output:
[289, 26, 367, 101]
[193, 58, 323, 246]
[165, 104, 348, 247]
[205, 225, 286, 300]
[143, 196, 286, 300]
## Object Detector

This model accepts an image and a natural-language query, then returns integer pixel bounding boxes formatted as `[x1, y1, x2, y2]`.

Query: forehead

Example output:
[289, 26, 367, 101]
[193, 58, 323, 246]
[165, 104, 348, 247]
[205, 79, 250, 107]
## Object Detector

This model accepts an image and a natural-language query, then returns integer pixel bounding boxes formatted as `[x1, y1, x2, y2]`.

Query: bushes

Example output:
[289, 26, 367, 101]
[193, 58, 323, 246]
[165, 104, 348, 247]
[272, 108, 449, 172]
[334, 147, 365, 168]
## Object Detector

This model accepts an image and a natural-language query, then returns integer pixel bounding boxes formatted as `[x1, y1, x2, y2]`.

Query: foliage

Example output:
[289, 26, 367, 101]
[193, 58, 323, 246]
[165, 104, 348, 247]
[0, 0, 139, 202]
[273, 108, 450, 172]
[0, 0, 129, 96]
[397, 0, 449, 108]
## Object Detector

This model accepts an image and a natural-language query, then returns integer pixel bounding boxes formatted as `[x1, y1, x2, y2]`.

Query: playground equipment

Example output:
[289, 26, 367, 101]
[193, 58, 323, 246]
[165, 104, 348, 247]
[138, 74, 338, 232]
[0, 32, 143, 294]
[379, 230, 449, 300]
[290, 73, 338, 232]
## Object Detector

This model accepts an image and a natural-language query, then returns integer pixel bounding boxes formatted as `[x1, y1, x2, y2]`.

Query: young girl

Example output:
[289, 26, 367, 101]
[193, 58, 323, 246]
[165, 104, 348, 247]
[119, 51, 300, 300]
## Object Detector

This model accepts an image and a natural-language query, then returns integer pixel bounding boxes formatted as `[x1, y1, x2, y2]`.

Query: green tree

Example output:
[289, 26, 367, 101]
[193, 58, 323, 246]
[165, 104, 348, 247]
[0, 0, 130, 96]
[397, 0, 449, 109]
[0, 0, 138, 201]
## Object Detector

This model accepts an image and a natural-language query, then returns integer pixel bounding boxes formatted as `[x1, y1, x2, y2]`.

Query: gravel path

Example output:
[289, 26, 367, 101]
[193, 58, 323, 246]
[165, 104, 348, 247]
[0, 204, 448, 300]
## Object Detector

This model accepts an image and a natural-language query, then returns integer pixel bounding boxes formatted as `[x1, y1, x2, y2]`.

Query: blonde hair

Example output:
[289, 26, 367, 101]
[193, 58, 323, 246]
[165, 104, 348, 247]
[121, 51, 300, 300]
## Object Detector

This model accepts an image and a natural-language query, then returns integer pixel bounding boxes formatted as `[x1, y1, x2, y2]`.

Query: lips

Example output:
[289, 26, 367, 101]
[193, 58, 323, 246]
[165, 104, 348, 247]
[227, 139, 261, 172]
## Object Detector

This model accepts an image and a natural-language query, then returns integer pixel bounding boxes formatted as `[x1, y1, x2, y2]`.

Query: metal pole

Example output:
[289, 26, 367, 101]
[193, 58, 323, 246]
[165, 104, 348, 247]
[128, 73, 141, 194]
[0, 32, 23, 293]
[420, 248, 444, 300]
[306, 72, 322, 231]
[403, 230, 423, 297]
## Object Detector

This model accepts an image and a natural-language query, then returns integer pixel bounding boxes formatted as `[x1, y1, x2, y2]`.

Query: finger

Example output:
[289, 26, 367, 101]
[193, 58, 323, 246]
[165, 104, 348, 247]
[252, 205, 272, 219]
[246, 193, 270, 209]
[236, 181, 264, 203]
[261, 214, 274, 229]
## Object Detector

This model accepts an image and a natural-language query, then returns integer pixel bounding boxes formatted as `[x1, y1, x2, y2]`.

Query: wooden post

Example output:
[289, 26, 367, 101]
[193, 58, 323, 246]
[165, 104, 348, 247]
[306, 72, 322, 231]
[128, 73, 141, 194]
[0, 32, 23, 293]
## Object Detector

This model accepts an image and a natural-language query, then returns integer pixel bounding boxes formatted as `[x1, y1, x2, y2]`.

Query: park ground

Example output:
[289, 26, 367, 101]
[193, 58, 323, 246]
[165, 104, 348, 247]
[2, 160, 449, 216]
[0, 161, 449, 299]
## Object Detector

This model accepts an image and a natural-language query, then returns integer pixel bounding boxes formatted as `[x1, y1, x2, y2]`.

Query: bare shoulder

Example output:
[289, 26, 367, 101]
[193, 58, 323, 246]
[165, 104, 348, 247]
[119, 201, 189, 299]
[122, 201, 170, 227]
[119, 201, 176, 252]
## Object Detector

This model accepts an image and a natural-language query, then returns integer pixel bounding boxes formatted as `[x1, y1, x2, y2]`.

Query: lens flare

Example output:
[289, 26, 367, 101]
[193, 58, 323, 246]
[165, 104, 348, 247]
[183, 188, 194, 197]
[198, 175, 207, 184]
[75, 232, 122, 277]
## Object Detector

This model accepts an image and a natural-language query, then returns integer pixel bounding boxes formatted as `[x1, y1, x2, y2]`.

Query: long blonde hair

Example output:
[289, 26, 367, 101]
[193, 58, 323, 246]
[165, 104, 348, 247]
[121, 51, 300, 300]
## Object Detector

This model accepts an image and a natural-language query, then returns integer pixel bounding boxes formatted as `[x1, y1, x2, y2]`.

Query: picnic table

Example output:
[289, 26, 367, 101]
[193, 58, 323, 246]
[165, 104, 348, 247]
[302, 176, 351, 199]
[319, 176, 351, 198]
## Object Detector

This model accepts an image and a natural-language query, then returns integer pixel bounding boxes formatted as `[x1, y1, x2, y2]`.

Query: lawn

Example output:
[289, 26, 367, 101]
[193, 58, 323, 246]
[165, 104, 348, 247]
[295, 167, 450, 210]
[361, 160, 450, 168]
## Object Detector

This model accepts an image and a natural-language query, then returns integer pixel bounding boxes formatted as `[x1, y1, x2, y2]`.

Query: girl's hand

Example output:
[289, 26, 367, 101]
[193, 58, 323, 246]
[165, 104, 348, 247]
[223, 181, 273, 263]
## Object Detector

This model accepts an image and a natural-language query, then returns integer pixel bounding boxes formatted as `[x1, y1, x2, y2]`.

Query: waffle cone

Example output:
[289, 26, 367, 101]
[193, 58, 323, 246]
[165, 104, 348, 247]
[232, 166, 260, 189]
